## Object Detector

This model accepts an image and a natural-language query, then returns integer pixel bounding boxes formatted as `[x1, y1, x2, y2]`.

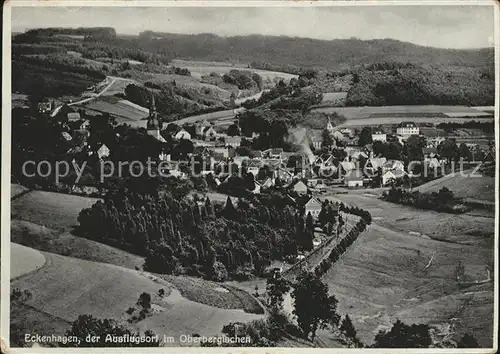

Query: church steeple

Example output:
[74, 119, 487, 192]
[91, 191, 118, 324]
[326, 116, 334, 132]
[147, 92, 160, 131]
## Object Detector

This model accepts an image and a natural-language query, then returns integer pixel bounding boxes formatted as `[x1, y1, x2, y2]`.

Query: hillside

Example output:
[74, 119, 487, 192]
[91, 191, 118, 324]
[138, 33, 493, 70]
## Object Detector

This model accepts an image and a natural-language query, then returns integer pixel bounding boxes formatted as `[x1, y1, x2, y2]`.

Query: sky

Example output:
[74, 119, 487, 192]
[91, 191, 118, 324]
[11, 5, 495, 49]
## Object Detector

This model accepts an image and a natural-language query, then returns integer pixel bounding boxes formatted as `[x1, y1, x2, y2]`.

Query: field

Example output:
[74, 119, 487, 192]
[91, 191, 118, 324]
[11, 244, 263, 345]
[171, 59, 298, 82]
[414, 173, 495, 202]
[79, 98, 149, 121]
[322, 224, 494, 347]
[321, 92, 348, 105]
[11, 190, 100, 230]
[11, 243, 46, 280]
[11, 219, 144, 270]
[327, 194, 494, 247]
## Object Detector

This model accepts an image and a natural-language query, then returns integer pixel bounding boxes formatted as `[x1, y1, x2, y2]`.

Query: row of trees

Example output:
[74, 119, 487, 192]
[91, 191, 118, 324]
[382, 187, 469, 214]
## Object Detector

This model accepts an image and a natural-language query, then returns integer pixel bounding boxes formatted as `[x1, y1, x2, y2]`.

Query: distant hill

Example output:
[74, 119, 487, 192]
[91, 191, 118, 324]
[137, 32, 493, 70]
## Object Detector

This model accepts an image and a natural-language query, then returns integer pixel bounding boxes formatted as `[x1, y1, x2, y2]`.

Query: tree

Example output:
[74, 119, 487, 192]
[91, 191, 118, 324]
[266, 273, 290, 310]
[458, 143, 472, 161]
[292, 272, 340, 341]
[321, 129, 334, 149]
[137, 292, 151, 309]
[372, 320, 432, 348]
[457, 333, 480, 348]
[437, 139, 459, 163]
[339, 314, 363, 347]
[339, 314, 357, 339]
[358, 127, 373, 147]
[227, 123, 240, 136]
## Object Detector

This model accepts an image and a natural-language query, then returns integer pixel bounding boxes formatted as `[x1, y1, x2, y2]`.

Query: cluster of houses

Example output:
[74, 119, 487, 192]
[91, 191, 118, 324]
[41, 95, 494, 202]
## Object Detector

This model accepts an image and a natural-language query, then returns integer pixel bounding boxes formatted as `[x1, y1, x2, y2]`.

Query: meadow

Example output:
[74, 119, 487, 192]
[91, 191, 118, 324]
[79, 98, 149, 121]
[11, 191, 100, 230]
[328, 194, 494, 247]
[323, 224, 493, 347]
[171, 59, 298, 82]
[414, 173, 495, 202]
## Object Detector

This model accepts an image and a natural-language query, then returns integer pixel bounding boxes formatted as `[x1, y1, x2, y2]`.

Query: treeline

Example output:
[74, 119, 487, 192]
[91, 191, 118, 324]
[77, 190, 322, 280]
[345, 64, 494, 106]
[12, 60, 104, 97]
[16, 27, 117, 40]
[382, 187, 470, 214]
[437, 120, 495, 133]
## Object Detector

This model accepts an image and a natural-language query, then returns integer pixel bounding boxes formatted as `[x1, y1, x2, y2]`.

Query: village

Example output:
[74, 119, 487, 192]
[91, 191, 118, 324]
[34, 92, 495, 218]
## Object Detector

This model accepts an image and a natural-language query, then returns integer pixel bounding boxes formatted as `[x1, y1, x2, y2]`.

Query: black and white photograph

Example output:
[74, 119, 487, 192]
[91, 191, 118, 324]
[2, 1, 498, 351]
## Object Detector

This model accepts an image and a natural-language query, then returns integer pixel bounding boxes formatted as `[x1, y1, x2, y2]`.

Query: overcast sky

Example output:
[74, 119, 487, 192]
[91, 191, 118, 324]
[12, 5, 495, 49]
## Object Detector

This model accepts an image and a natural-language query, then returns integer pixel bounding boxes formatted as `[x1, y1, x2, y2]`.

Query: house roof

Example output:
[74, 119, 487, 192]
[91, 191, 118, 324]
[293, 180, 308, 190]
[340, 161, 356, 171]
[398, 121, 418, 128]
[367, 157, 387, 169]
[383, 159, 403, 169]
[305, 197, 322, 209]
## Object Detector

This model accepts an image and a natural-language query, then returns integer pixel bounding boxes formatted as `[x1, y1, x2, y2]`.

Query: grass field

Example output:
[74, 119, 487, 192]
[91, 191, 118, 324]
[11, 190, 100, 230]
[311, 105, 493, 119]
[327, 194, 494, 247]
[11, 243, 46, 280]
[11, 184, 29, 199]
[11, 219, 144, 270]
[322, 224, 494, 347]
[414, 173, 495, 202]
[79, 99, 149, 121]
[171, 59, 298, 82]
[161, 275, 264, 314]
[11, 245, 263, 345]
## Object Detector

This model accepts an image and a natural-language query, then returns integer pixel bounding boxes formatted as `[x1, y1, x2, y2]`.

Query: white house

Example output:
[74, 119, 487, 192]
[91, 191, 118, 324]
[203, 126, 218, 141]
[382, 159, 404, 173]
[382, 169, 405, 186]
[67, 112, 81, 122]
[344, 169, 364, 188]
[304, 197, 322, 219]
[226, 136, 242, 148]
[175, 128, 192, 140]
[292, 180, 308, 195]
[372, 131, 387, 142]
[97, 144, 110, 159]
[396, 122, 419, 136]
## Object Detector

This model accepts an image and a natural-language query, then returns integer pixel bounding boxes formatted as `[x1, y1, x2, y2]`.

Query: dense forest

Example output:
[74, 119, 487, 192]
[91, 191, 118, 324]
[136, 32, 493, 70]
[77, 189, 323, 281]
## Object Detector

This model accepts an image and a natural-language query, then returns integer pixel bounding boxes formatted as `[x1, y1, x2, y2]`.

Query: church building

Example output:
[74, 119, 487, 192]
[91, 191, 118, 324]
[147, 94, 166, 143]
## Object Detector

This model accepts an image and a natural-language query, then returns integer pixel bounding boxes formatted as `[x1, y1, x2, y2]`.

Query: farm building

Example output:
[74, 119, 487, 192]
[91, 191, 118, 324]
[225, 136, 242, 148]
[175, 128, 192, 140]
[382, 169, 405, 186]
[344, 169, 364, 188]
[396, 121, 419, 136]
[37, 99, 53, 114]
[96, 144, 110, 159]
[304, 197, 322, 219]
[292, 180, 308, 195]
[372, 131, 387, 142]
[67, 112, 81, 122]
[382, 159, 404, 173]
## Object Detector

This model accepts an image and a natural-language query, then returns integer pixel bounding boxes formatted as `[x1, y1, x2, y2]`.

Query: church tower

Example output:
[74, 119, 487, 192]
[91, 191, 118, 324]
[326, 116, 334, 133]
[146, 93, 166, 142]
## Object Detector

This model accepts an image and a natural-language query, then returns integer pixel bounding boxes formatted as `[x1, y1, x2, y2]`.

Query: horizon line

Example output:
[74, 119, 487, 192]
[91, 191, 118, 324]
[12, 27, 495, 51]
